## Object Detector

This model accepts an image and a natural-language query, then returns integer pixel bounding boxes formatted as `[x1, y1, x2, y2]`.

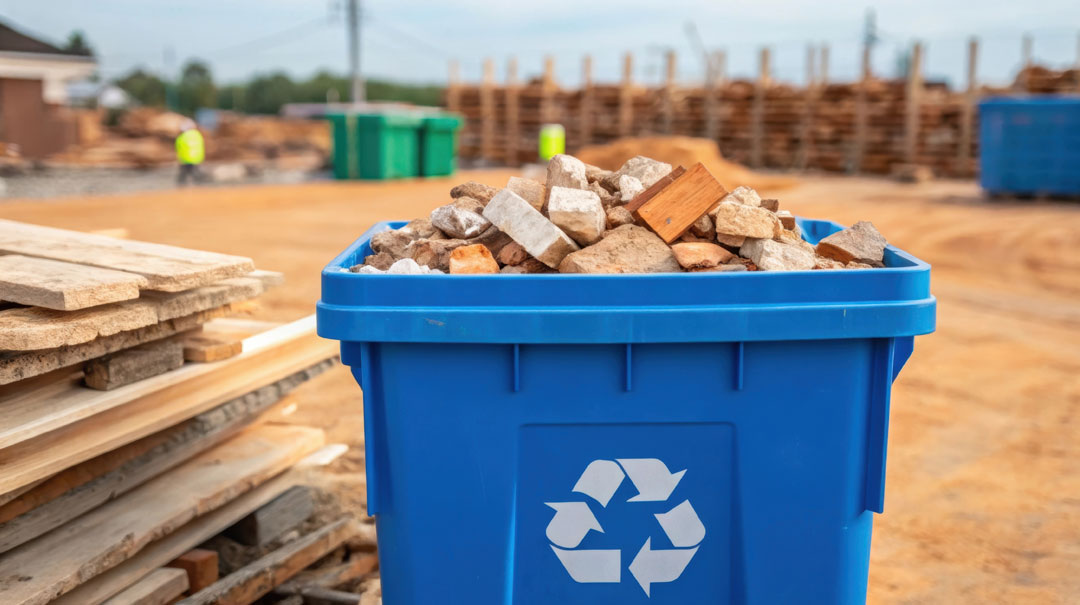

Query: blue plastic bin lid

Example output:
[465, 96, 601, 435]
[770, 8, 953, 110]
[979, 95, 1080, 108]
[318, 218, 936, 344]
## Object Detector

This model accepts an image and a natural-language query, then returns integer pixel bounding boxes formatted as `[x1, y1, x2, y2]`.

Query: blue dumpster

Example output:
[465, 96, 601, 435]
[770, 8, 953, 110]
[317, 218, 936, 605]
[979, 96, 1080, 196]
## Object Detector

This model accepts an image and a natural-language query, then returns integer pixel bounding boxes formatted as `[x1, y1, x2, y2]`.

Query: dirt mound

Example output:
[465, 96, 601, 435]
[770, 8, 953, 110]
[575, 136, 796, 193]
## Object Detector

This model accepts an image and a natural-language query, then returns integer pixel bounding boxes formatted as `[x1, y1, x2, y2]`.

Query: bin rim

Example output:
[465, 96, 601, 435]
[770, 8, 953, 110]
[317, 218, 936, 344]
[979, 95, 1080, 107]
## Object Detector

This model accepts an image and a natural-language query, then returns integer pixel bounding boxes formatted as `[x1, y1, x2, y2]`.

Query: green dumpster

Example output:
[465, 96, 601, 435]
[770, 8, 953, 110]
[327, 113, 423, 180]
[419, 114, 463, 177]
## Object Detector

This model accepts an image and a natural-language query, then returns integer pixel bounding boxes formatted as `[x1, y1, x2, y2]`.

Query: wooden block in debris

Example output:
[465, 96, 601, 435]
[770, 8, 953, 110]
[0, 255, 148, 311]
[226, 485, 314, 546]
[623, 165, 686, 213]
[181, 333, 243, 362]
[102, 567, 189, 605]
[634, 163, 728, 243]
[180, 518, 360, 605]
[0, 218, 254, 292]
[167, 549, 219, 594]
[83, 338, 185, 391]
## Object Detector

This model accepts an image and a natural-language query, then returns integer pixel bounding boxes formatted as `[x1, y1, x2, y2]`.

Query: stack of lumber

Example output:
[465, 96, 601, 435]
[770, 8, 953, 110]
[0, 220, 372, 604]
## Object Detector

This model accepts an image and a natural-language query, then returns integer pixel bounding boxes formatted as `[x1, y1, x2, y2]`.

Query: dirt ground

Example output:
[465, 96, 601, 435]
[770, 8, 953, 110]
[2, 171, 1077, 604]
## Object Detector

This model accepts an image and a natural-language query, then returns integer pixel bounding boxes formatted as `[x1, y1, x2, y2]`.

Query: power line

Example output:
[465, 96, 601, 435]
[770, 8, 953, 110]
[206, 15, 335, 59]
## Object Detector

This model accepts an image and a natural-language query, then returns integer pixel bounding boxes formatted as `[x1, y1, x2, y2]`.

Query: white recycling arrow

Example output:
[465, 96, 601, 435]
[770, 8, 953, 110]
[654, 500, 706, 547]
[628, 538, 699, 597]
[545, 502, 603, 548]
[572, 460, 625, 507]
[616, 458, 686, 502]
[550, 546, 621, 583]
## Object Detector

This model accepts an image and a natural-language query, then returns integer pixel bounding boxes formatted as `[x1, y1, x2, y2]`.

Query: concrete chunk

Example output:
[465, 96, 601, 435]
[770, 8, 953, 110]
[370, 230, 416, 259]
[618, 175, 644, 202]
[430, 201, 491, 239]
[588, 181, 618, 207]
[450, 181, 497, 204]
[740, 238, 816, 271]
[760, 198, 780, 212]
[584, 163, 613, 185]
[715, 232, 746, 248]
[816, 221, 887, 264]
[506, 177, 546, 211]
[605, 206, 635, 230]
[482, 189, 580, 268]
[670, 242, 734, 270]
[712, 201, 782, 239]
[547, 186, 606, 246]
[603, 156, 673, 189]
[558, 225, 680, 274]
[722, 185, 762, 207]
[449, 244, 499, 274]
[545, 154, 588, 197]
[776, 210, 796, 230]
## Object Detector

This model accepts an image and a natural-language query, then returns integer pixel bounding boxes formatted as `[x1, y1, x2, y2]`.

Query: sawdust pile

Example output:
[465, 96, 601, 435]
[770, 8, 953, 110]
[575, 136, 796, 193]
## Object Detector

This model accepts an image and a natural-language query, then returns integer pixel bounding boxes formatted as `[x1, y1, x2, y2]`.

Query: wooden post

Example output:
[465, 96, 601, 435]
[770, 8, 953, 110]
[751, 47, 770, 168]
[797, 44, 817, 171]
[580, 55, 594, 150]
[541, 55, 556, 125]
[819, 43, 829, 84]
[661, 50, 676, 134]
[619, 52, 634, 137]
[480, 58, 495, 163]
[704, 51, 719, 143]
[446, 60, 461, 112]
[505, 57, 520, 166]
[1017, 33, 1033, 92]
[852, 39, 871, 173]
[958, 38, 978, 177]
[904, 42, 924, 166]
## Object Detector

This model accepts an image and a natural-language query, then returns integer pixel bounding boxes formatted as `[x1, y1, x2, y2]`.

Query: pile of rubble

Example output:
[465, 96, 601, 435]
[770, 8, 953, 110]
[353, 154, 887, 275]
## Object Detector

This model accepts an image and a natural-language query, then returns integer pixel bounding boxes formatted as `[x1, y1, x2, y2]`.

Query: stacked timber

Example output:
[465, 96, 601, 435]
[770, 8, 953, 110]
[0, 221, 377, 604]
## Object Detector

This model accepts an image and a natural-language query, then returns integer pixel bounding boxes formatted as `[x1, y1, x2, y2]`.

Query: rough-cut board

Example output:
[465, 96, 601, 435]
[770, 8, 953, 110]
[0, 361, 333, 553]
[166, 549, 219, 594]
[177, 518, 360, 605]
[623, 165, 686, 213]
[0, 276, 263, 351]
[0, 424, 325, 605]
[0, 306, 222, 385]
[101, 567, 189, 605]
[52, 445, 348, 605]
[226, 485, 314, 546]
[0, 255, 147, 311]
[275, 553, 379, 596]
[0, 219, 254, 292]
[84, 339, 185, 391]
[0, 316, 337, 494]
[633, 162, 728, 243]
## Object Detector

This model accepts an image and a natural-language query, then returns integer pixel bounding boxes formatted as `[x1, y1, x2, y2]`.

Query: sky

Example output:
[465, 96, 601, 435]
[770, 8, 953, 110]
[2, 0, 1079, 89]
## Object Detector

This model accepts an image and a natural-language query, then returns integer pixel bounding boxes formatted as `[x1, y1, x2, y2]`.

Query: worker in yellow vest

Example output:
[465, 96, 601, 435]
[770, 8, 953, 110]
[175, 119, 205, 186]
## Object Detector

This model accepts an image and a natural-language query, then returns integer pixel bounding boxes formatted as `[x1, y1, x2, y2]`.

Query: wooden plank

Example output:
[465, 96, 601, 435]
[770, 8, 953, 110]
[750, 47, 770, 168]
[623, 166, 686, 214]
[797, 44, 818, 171]
[52, 445, 347, 605]
[226, 485, 314, 546]
[0, 276, 263, 351]
[101, 568, 189, 605]
[0, 306, 224, 385]
[247, 269, 284, 289]
[182, 333, 242, 362]
[703, 50, 722, 143]
[445, 60, 460, 113]
[619, 53, 633, 137]
[634, 163, 727, 243]
[0, 360, 332, 553]
[275, 554, 378, 595]
[0, 425, 325, 605]
[0, 316, 338, 494]
[0, 255, 147, 311]
[504, 57, 519, 165]
[166, 549, 219, 594]
[0, 219, 254, 292]
[177, 518, 360, 605]
[540, 56, 556, 125]
[904, 42, 924, 165]
[84, 339, 185, 391]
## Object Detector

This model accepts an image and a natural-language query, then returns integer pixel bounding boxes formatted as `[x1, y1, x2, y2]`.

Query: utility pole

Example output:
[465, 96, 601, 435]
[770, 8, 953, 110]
[347, 0, 365, 104]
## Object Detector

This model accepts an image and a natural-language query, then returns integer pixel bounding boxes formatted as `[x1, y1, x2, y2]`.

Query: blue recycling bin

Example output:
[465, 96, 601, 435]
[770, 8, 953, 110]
[317, 218, 936, 605]
[979, 96, 1080, 196]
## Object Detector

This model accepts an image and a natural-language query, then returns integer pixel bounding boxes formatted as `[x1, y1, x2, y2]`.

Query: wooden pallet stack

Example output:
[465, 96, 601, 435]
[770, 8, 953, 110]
[0, 220, 378, 604]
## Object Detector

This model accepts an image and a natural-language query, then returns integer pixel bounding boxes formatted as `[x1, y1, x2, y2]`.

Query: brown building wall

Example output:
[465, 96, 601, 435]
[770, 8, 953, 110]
[0, 77, 77, 159]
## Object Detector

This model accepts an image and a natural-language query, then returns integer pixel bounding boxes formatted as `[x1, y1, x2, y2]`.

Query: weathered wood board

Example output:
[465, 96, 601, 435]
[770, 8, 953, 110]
[100, 567, 188, 605]
[0, 255, 147, 311]
[0, 219, 254, 292]
[634, 162, 728, 243]
[84, 339, 185, 391]
[0, 424, 325, 605]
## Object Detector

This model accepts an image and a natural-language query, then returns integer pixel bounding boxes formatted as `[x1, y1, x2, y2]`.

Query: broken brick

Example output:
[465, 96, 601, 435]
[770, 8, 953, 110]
[815, 221, 887, 264]
[449, 244, 499, 274]
[670, 242, 734, 270]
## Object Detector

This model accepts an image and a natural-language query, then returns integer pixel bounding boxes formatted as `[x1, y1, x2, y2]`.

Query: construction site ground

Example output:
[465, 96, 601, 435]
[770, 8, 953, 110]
[2, 171, 1077, 604]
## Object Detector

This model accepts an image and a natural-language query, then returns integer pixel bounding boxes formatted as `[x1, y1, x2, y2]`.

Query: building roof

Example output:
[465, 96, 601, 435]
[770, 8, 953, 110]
[0, 21, 90, 58]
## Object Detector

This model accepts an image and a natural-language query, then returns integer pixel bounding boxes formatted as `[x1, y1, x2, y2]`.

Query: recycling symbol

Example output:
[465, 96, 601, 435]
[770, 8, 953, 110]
[545, 458, 705, 597]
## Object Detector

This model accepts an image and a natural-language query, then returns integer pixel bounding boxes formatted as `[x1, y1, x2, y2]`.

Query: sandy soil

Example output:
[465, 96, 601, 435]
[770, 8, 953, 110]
[2, 172, 1077, 604]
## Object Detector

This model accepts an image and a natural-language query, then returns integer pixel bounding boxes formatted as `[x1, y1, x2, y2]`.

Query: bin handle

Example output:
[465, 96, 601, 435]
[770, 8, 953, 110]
[864, 338, 897, 514]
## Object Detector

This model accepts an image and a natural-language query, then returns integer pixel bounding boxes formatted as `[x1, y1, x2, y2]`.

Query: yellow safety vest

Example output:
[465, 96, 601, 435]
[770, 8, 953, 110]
[176, 129, 205, 165]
